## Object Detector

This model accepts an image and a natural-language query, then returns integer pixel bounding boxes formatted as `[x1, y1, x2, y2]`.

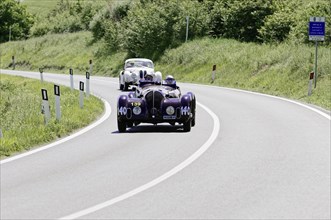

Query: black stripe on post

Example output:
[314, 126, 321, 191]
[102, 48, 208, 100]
[69, 68, 73, 75]
[86, 71, 90, 79]
[54, 85, 60, 96]
[41, 89, 48, 101]
[212, 64, 216, 71]
[80, 81, 84, 91]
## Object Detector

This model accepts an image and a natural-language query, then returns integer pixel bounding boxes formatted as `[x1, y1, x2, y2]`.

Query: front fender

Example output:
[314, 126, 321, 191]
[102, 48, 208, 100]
[118, 95, 128, 118]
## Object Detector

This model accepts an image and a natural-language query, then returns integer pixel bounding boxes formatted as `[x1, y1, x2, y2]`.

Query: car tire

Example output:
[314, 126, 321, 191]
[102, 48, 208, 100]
[183, 119, 191, 132]
[124, 83, 129, 91]
[191, 117, 195, 127]
[118, 120, 126, 132]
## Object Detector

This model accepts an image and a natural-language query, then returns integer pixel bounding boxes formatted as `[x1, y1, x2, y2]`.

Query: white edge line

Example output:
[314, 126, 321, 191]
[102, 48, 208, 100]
[0, 98, 111, 165]
[58, 102, 220, 220]
[187, 83, 331, 121]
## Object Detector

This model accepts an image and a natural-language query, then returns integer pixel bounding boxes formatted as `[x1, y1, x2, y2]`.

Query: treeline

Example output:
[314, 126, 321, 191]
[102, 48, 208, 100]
[1, 0, 330, 60]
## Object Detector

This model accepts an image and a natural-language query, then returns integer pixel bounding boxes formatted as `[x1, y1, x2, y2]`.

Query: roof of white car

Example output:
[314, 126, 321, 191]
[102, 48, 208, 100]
[125, 58, 153, 63]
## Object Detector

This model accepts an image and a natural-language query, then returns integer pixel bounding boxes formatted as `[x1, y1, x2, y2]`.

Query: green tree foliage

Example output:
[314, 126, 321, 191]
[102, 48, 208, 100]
[258, 0, 300, 43]
[93, 0, 210, 60]
[0, 0, 34, 43]
[30, 0, 106, 37]
[221, 0, 274, 42]
[288, 0, 330, 45]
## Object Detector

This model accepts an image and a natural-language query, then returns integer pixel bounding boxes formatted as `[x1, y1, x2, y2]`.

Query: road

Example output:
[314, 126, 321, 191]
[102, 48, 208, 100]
[1, 70, 330, 219]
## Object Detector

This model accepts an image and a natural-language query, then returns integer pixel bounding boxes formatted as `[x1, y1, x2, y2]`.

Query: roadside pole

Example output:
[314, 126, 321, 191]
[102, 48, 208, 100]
[41, 89, 51, 125]
[39, 68, 44, 83]
[186, 16, 189, 42]
[86, 71, 90, 98]
[54, 85, 61, 121]
[69, 68, 74, 90]
[79, 81, 84, 108]
[314, 41, 318, 88]
[12, 56, 15, 70]
[211, 64, 216, 83]
[308, 71, 314, 96]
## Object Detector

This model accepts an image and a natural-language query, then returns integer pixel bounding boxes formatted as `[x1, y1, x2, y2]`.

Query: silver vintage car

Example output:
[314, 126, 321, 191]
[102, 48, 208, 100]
[119, 58, 162, 91]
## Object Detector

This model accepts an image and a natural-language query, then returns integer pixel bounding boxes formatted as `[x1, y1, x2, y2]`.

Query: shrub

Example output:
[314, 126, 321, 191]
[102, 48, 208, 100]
[0, 0, 34, 43]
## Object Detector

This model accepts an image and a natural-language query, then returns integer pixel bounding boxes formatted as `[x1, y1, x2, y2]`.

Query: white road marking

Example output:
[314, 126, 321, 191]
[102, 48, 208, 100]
[0, 98, 111, 165]
[59, 102, 220, 219]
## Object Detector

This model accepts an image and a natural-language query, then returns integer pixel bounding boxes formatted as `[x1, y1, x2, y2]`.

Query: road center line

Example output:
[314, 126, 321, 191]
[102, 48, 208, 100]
[59, 102, 220, 219]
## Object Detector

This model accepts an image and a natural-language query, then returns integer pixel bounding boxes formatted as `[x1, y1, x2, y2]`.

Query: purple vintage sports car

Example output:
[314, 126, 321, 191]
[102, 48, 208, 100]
[117, 75, 196, 132]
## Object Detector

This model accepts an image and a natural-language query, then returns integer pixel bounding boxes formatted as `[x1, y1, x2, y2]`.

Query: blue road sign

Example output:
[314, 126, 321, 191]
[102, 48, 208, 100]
[309, 17, 325, 41]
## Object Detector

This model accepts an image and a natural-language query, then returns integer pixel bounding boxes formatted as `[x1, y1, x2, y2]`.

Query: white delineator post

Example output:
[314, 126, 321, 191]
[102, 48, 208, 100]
[308, 71, 314, 96]
[79, 81, 84, 109]
[86, 71, 90, 98]
[69, 68, 74, 91]
[41, 89, 51, 125]
[212, 64, 216, 83]
[54, 85, 61, 121]
[39, 68, 44, 83]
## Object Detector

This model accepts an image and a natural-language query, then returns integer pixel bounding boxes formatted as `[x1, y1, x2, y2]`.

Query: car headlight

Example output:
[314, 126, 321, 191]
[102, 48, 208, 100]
[166, 106, 175, 115]
[133, 106, 141, 115]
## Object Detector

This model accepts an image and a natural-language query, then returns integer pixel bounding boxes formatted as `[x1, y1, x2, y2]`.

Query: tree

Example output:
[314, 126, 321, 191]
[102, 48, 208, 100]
[0, 0, 34, 43]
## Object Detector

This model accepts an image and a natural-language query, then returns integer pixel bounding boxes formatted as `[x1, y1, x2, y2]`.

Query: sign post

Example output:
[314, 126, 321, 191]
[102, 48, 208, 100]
[79, 81, 84, 108]
[86, 71, 90, 97]
[69, 68, 74, 90]
[309, 17, 325, 88]
[186, 16, 189, 42]
[41, 89, 51, 124]
[54, 85, 61, 121]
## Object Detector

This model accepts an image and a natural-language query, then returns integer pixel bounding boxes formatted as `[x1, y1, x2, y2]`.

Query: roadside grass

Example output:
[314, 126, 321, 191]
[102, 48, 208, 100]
[0, 74, 104, 158]
[1, 32, 330, 110]
[22, 0, 58, 17]
[1, 32, 126, 76]
[158, 38, 331, 110]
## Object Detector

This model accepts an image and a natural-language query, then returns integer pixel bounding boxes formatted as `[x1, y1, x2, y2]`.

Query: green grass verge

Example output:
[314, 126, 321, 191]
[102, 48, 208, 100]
[0, 74, 104, 158]
[22, 0, 58, 17]
[1, 32, 330, 110]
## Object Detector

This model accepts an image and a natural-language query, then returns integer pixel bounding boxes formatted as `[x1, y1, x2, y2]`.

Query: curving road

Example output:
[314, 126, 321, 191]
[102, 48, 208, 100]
[1, 70, 330, 219]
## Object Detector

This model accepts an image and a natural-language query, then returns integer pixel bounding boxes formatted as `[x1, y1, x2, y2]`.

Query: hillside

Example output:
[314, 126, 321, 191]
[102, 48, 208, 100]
[1, 31, 330, 110]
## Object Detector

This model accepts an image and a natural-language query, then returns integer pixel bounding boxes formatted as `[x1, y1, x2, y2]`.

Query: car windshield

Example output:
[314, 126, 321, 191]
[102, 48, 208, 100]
[125, 60, 154, 69]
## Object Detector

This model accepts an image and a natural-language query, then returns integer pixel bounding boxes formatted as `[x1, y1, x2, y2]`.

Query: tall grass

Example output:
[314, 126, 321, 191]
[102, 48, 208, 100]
[0, 74, 104, 158]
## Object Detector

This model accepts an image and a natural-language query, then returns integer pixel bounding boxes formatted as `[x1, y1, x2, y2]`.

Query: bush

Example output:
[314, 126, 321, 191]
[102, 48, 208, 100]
[288, 0, 331, 45]
[221, 0, 274, 42]
[0, 0, 34, 43]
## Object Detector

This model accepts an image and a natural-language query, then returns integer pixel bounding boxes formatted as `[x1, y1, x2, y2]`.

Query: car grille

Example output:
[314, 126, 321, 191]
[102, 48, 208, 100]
[145, 91, 164, 116]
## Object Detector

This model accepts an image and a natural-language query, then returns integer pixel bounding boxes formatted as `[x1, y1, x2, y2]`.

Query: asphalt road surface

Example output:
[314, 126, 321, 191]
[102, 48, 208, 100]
[1, 70, 330, 219]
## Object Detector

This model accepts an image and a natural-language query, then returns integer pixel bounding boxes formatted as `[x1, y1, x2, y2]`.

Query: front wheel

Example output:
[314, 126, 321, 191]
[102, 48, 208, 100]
[183, 119, 191, 132]
[118, 120, 126, 132]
